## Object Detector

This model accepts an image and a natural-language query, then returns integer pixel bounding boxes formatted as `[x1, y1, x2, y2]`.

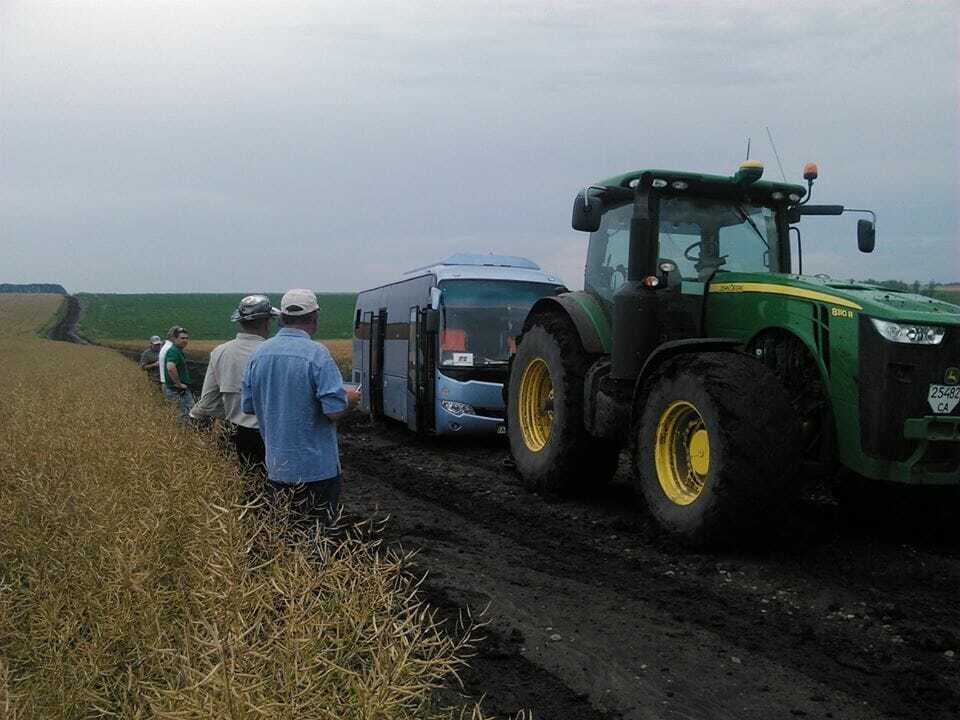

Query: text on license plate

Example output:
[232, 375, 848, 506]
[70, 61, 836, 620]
[928, 384, 960, 414]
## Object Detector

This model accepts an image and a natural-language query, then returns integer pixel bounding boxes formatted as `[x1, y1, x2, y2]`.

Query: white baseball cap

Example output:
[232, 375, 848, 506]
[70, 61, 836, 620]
[280, 288, 319, 316]
[150, 335, 162, 344]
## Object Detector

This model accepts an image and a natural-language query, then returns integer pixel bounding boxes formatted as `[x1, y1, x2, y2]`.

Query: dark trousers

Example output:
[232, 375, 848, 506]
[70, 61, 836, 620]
[265, 476, 342, 523]
[231, 425, 266, 474]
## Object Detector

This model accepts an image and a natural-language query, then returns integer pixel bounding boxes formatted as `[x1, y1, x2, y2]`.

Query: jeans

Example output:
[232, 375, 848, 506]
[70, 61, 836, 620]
[265, 476, 342, 523]
[162, 385, 195, 422]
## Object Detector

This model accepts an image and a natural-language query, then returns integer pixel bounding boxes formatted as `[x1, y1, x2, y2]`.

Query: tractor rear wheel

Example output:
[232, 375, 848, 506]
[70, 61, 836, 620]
[633, 352, 801, 546]
[508, 314, 619, 495]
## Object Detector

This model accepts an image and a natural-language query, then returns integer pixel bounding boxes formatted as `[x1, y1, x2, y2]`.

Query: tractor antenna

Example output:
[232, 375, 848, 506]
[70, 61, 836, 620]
[745, 137, 751, 161]
[765, 125, 787, 181]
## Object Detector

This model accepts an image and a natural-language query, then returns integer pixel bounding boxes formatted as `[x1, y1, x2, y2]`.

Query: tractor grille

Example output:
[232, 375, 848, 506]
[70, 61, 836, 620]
[858, 316, 960, 460]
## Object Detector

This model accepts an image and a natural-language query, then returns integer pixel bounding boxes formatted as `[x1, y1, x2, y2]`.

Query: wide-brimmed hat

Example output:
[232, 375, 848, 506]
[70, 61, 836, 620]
[230, 294, 280, 322]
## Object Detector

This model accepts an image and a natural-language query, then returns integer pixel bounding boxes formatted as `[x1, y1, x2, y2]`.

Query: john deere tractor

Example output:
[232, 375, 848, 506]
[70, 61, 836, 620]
[507, 161, 960, 544]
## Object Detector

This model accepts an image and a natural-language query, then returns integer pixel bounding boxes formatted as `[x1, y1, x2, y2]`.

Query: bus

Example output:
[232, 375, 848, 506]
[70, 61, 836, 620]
[352, 253, 566, 435]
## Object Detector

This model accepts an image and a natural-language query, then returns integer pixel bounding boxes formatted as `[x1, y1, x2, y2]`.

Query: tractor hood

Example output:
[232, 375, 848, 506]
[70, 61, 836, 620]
[817, 279, 960, 324]
[709, 274, 960, 325]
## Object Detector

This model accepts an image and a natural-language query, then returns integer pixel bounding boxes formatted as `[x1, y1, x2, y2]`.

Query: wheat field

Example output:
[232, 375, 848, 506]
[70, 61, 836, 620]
[0, 294, 488, 719]
[106, 338, 354, 377]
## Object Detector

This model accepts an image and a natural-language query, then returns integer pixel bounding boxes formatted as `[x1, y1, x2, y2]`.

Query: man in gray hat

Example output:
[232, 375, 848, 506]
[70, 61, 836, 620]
[139, 335, 164, 386]
[190, 295, 278, 472]
[241, 288, 360, 522]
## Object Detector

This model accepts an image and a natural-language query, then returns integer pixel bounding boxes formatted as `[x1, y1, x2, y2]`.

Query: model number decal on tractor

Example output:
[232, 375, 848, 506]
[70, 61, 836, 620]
[928, 384, 960, 414]
[831, 306, 855, 319]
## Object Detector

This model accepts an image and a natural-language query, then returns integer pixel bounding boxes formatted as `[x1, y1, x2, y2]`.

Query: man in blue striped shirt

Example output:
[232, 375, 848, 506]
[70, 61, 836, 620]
[241, 289, 360, 521]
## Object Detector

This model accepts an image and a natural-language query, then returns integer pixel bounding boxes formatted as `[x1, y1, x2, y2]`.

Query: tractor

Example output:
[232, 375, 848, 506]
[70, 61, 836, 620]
[507, 161, 960, 545]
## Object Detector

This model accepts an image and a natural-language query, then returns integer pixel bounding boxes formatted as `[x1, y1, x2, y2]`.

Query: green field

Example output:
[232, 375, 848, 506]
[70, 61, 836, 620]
[930, 289, 960, 305]
[76, 293, 357, 341]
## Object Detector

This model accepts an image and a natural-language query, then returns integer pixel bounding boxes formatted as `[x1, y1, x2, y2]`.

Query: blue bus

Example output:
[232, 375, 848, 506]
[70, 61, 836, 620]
[352, 254, 566, 435]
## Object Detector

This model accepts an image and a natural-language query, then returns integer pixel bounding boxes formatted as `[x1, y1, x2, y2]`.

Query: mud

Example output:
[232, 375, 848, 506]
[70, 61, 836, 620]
[47, 295, 88, 344]
[101, 327, 958, 719]
[338, 415, 960, 720]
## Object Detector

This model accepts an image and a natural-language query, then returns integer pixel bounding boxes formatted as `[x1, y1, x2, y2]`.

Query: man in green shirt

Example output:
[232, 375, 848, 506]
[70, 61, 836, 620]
[162, 326, 194, 422]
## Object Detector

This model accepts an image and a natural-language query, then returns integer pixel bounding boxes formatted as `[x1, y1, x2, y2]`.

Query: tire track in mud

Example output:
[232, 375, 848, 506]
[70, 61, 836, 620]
[340, 418, 960, 720]
[47, 294, 88, 344]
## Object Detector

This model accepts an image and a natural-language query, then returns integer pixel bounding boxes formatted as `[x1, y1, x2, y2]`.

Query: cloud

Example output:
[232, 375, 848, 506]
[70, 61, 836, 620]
[1, 0, 957, 291]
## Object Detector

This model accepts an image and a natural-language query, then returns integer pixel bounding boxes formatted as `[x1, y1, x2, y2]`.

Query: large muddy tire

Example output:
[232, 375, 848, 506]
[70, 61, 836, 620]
[633, 352, 801, 546]
[508, 314, 619, 495]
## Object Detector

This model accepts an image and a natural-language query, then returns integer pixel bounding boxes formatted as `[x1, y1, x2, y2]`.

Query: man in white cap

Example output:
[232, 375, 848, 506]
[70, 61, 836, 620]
[190, 295, 279, 473]
[139, 335, 164, 386]
[241, 289, 360, 521]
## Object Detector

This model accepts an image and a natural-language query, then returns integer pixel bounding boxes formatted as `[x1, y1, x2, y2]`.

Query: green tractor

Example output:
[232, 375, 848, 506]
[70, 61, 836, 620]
[507, 161, 960, 544]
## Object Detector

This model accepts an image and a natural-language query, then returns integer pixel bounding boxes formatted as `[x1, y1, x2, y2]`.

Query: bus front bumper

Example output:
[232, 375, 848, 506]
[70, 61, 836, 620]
[435, 373, 506, 436]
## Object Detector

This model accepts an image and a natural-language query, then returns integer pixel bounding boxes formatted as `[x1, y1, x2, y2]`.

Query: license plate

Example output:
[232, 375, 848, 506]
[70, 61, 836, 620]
[928, 384, 960, 414]
[496, 424, 507, 434]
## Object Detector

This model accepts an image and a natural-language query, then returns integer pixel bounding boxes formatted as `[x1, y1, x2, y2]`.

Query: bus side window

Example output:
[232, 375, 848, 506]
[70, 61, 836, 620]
[354, 308, 362, 330]
[408, 306, 417, 393]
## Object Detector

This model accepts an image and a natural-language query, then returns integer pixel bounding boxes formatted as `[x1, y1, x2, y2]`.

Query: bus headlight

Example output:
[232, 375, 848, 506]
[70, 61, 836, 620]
[870, 318, 946, 345]
[441, 400, 476, 416]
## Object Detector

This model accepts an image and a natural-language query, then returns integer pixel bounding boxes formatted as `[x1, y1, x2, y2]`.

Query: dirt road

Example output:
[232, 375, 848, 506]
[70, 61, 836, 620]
[338, 416, 959, 720]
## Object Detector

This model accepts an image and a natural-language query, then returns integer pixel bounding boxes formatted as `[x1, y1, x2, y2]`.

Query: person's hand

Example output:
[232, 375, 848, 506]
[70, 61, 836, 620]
[345, 387, 361, 407]
[177, 383, 188, 392]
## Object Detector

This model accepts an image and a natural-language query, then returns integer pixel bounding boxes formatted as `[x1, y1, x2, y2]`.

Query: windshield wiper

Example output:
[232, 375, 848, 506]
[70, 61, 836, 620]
[734, 204, 769, 250]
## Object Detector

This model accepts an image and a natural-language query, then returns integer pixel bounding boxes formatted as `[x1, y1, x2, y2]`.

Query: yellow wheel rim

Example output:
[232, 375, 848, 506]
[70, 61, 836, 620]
[518, 358, 554, 452]
[654, 400, 710, 506]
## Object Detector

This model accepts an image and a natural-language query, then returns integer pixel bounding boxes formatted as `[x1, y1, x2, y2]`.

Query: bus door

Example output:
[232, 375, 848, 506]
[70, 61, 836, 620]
[369, 308, 386, 417]
[407, 306, 437, 432]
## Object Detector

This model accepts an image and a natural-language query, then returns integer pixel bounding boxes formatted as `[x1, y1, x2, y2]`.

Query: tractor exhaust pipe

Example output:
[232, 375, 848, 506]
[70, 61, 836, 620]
[611, 191, 660, 381]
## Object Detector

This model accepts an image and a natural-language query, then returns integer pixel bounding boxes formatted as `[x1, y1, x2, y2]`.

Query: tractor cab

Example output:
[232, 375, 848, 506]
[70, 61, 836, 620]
[579, 166, 800, 298]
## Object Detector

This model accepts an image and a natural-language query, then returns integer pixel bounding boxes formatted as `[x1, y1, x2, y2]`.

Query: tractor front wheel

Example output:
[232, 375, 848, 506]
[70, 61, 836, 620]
[508, 314, 619, 495]
[633, 352, 801, 546]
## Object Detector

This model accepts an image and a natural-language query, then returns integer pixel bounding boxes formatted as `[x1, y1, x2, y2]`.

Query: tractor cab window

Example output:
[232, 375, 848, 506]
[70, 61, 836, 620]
[585, 202, 632, 303]
[658, 197, 780, 283]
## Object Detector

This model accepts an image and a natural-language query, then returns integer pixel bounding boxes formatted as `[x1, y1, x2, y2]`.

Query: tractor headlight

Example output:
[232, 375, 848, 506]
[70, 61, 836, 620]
[441, 400, 475, 417]
[870, 318, 946, 345]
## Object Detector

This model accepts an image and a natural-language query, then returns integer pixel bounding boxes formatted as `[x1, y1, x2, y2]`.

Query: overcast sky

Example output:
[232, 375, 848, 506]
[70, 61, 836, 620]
[1, 0, 957, 292]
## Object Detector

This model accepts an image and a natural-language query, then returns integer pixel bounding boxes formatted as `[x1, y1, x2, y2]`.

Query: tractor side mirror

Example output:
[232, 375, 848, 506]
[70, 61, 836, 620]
[572, 189, 603, 232]
[422, 308, 440, 333]
[857, 219, 876, 253]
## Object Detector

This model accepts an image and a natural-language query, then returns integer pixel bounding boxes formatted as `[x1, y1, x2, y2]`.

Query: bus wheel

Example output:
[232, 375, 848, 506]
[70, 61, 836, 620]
[508, 313, 619, 495]
[633, 352, 801, 546]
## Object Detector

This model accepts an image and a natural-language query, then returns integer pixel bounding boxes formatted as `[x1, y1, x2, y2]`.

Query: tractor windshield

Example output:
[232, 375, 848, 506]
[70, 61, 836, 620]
[439, 280, 565, 367]
[586, 198, 782, 301]
[659, 197, 781, 282]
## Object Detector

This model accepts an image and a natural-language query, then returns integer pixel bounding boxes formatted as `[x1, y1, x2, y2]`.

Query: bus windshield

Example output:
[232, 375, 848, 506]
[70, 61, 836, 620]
[439, 280, 565, 366]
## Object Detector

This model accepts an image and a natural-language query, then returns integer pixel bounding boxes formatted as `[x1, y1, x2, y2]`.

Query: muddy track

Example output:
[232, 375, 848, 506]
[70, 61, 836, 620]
[98, 328, 958, 719]
[47, 294, 88, 344]
[339, 416, 959, 720]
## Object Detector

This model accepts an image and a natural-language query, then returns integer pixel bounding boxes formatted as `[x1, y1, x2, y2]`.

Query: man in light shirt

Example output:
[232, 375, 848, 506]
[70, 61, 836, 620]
[241, 289, 360, 521]
[190, 295, 279, 472]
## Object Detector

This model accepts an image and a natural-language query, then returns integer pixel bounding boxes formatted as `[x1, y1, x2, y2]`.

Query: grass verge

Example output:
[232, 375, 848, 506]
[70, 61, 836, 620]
[0, 295, 489, 719]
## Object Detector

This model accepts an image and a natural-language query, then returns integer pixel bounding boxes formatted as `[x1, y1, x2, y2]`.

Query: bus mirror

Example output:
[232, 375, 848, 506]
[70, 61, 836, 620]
[572, 189, 603, 232]
[423, 308, 440, 333]
[429, 286, 442, 309]
[857, 219, 876, 253]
